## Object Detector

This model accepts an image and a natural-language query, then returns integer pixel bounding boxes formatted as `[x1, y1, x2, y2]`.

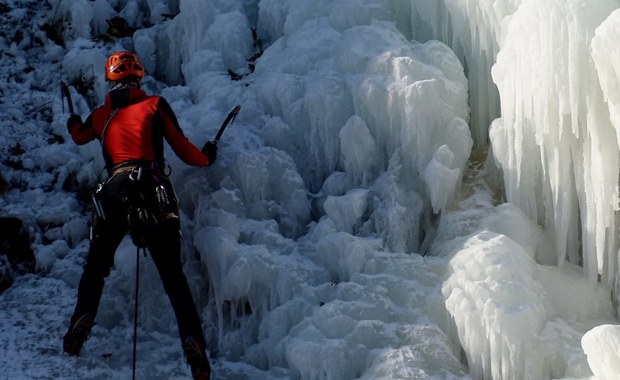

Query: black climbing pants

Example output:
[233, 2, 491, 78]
[69, 166, 206, 348]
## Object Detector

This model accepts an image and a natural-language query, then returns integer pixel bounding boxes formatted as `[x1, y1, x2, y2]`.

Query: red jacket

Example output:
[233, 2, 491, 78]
[68, 88, 208, 170]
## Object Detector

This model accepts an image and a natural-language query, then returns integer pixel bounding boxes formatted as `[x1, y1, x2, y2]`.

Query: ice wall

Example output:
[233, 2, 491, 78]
[439, 0, 620, 378]
[403, 0, 620, 302]
[491, 0, 620, 282]
[206, 0, 471, 241]
[400, 0, 620, 378]
[405, 0, 520, 146]
[159, 0, 473, 373]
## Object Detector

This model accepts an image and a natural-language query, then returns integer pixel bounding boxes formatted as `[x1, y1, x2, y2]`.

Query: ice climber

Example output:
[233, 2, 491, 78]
[62, 51, 216, 380]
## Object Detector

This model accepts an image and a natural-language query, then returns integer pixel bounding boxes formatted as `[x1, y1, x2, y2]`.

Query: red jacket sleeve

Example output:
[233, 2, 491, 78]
[68, 114, 98, 145]
[157, 98, 209, 167]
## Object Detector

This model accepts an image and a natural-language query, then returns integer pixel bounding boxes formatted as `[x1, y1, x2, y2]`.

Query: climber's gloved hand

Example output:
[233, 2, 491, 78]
[201, 141, 218, 166]
[66, 114, 82, 133]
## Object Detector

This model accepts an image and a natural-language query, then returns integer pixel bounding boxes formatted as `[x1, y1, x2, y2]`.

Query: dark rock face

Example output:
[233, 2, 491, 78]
[0, 217, 35, 292]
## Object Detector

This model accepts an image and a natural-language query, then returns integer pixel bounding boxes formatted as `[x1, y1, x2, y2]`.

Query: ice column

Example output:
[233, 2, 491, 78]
[490, 0, 620, 283]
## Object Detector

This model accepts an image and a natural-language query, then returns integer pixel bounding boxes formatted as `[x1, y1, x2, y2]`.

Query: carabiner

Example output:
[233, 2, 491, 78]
[129, 166, 143, 182]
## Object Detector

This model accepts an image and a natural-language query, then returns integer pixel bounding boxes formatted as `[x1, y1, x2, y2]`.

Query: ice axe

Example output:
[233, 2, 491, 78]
[60, 81, 75, 115]
[201, 105, 240, 160]
[212, 104, 240, 145]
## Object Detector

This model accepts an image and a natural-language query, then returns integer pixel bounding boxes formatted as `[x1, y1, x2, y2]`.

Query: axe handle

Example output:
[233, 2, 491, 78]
[213, 105, 241, 144]
[60, 82, 75, 115]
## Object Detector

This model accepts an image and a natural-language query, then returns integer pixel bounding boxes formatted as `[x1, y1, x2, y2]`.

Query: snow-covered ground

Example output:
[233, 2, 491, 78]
[1, 0, 620, 379]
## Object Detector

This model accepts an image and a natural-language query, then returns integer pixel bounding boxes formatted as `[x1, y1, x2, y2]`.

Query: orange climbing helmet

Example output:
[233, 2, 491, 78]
[104, 51, 145, 81]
